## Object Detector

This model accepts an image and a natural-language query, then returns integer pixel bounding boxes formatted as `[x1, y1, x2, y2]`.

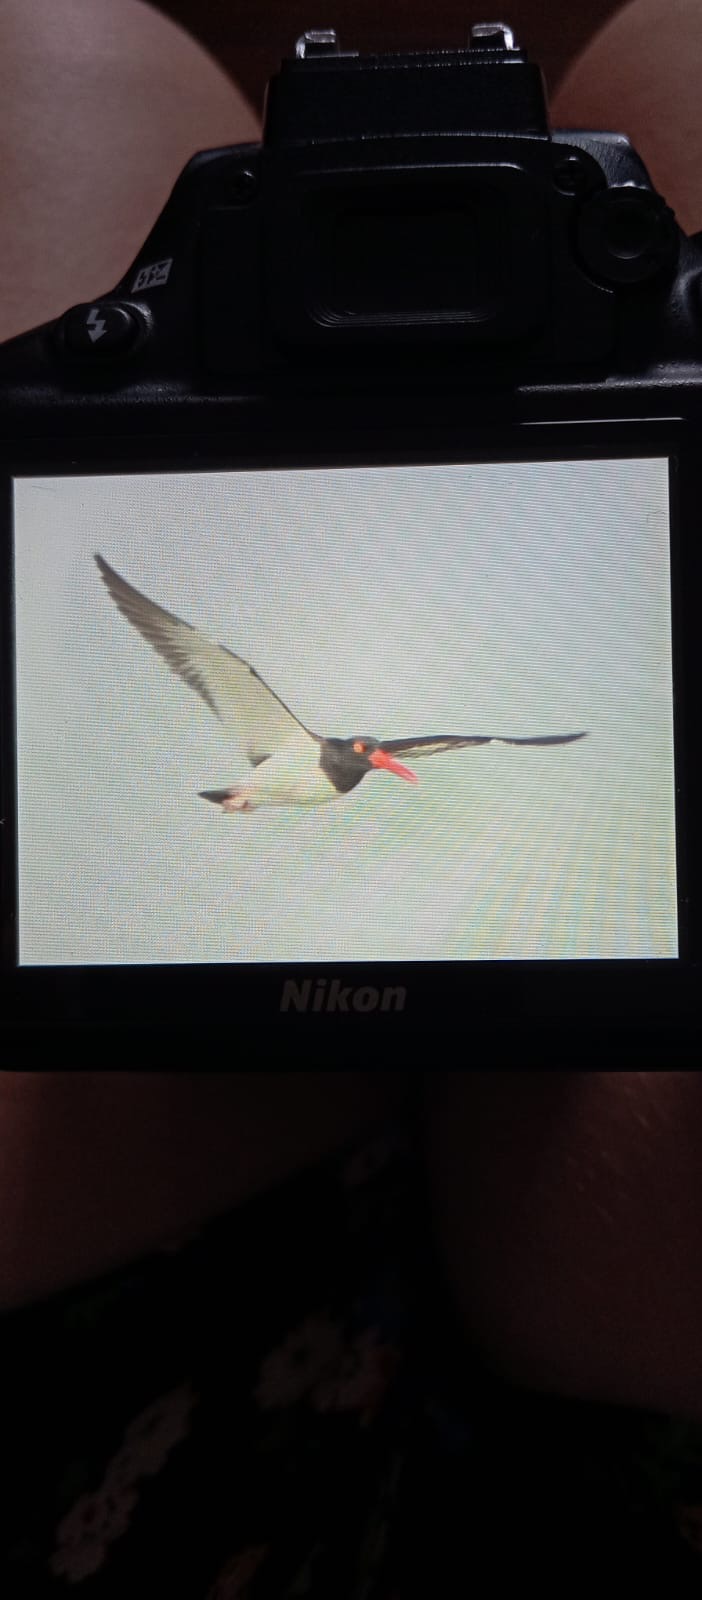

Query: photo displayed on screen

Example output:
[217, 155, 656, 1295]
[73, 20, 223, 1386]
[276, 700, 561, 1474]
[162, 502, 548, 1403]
[13, 458, 677, 964]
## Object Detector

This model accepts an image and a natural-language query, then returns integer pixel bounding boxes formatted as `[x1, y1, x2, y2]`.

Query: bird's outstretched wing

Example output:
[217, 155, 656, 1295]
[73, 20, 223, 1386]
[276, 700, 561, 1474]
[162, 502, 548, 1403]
[381, 731, 587, 760]
[95, 554, 314, 766]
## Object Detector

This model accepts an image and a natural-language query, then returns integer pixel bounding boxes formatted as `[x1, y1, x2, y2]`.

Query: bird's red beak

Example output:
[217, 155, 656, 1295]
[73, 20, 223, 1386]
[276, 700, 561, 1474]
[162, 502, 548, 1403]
[369, 748, 418, 784]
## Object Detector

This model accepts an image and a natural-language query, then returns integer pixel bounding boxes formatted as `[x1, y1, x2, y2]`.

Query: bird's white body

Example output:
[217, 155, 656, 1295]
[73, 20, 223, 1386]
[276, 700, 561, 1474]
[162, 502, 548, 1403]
[219, 731, 336, 811]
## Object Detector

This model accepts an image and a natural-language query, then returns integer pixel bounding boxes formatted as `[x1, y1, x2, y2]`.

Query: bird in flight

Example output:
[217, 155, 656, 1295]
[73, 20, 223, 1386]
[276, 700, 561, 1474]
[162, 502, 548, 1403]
[95, 554, 586, 814]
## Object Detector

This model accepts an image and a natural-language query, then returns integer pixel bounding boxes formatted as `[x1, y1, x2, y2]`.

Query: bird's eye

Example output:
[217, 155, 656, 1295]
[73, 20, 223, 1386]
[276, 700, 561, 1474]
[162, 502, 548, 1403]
[353, 740, 366, 754]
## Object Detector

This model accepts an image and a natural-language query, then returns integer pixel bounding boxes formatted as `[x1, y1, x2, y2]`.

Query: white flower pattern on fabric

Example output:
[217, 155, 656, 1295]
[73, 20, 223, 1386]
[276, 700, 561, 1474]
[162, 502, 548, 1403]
[48, 1382, 198, 1583]
[313, 1330, 402, 1426]
[49, 1483, 138, 1583]
[255, 1316, 401, 1427]
[205, 1544, 268, 1598]
[106, 1380, 198, 1485]
[341, 1130, 407, 1189]
[255, 1314, 345, 1409]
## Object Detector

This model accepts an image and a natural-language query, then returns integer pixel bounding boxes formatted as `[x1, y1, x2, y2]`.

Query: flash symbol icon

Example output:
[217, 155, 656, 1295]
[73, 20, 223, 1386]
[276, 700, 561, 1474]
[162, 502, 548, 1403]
[86, 307, 107, 342]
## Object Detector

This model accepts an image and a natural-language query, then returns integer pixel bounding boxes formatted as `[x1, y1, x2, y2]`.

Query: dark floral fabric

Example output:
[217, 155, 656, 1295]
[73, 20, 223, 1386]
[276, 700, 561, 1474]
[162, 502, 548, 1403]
[1, 1119, 702, 1595]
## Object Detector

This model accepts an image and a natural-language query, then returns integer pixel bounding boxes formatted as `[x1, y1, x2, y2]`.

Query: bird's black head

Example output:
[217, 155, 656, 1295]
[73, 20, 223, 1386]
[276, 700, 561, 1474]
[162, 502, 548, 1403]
[319, 736, 418, 795]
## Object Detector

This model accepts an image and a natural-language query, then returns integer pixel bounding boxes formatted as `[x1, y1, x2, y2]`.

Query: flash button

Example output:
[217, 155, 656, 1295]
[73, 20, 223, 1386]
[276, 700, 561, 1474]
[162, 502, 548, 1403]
[61, 302, 143, 356]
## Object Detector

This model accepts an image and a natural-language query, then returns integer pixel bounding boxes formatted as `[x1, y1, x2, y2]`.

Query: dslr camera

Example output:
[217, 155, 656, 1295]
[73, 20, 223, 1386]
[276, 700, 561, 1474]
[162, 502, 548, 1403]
[1, 24, 699, 1064]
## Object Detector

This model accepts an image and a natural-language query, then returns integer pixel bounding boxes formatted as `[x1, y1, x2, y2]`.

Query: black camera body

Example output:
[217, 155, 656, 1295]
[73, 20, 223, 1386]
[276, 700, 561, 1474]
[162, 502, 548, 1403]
[2, 25, 702, 405]
[1, 25, 700, 1064]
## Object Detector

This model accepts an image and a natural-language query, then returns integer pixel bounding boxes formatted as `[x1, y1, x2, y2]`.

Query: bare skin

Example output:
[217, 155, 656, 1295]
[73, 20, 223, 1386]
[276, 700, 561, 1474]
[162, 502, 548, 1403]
[2, 0, 702, 1427]
[0, 0, 404, 1311]
[0, 1070, 411, 1310]
[427, 1, 702, 1423]
[425, 1071, 702, 1424]
[0, 0, 260, 342]
[552, 0, 702, 235]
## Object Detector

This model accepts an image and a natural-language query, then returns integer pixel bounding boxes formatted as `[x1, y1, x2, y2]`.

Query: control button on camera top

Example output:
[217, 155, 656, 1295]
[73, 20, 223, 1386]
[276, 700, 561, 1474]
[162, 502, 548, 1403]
[577, 187, 678, 285]
[61, 302, 142, 356]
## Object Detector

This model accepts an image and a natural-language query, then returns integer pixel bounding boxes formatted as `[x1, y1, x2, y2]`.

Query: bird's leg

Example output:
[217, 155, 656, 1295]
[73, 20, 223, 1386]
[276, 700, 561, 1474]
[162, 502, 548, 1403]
[199, 785, 256, 812]
[220, 789, 254, 813]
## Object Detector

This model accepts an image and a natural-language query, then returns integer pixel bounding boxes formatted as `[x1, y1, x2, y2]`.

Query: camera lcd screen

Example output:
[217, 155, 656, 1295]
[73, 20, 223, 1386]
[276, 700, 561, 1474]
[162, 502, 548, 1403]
[12, 456, 677, 965]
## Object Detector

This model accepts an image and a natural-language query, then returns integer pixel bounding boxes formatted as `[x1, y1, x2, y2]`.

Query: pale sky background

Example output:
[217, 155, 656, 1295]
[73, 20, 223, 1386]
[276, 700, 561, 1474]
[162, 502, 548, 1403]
[13, 458, 676, 964]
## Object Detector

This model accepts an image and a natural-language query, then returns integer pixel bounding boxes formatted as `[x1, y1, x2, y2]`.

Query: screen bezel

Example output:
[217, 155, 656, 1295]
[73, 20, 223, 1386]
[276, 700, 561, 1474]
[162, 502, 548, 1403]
[1, 416, 699, 1064]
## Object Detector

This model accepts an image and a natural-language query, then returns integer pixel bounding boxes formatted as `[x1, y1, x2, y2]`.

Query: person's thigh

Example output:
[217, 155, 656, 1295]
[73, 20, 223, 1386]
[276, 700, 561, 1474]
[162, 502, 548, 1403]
[0, 1070, 411, 1309]
[0, 0, 260, 342]
[425, 1071, 702, 1422]
[552, 0, 702, 233]
[425, 2, 702, 1422]
[2, 1, 700, 336]
[4, 0, 702, 1421]
[0, 4, 411, 1313]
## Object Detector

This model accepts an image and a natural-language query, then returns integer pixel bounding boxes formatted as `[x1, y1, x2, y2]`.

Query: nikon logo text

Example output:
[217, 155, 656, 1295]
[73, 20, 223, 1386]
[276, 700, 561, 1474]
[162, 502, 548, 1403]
[280, 979, 406, 1014]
